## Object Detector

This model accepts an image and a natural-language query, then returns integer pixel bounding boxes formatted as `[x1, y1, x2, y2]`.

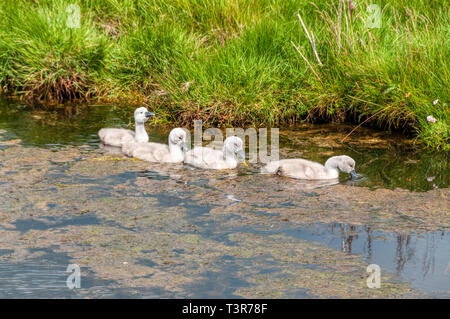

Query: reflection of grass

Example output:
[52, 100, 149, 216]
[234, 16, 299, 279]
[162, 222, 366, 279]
[349, 149, 449, 192]
[0, 0, 449, 150]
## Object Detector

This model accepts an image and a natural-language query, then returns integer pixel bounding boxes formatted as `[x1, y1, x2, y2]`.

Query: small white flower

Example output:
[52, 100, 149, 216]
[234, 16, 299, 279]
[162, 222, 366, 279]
[427, 176, 435, 182]
[433, 99, 439, 105]
[181, 81, 191, 92]
[427, 115, 437, 123]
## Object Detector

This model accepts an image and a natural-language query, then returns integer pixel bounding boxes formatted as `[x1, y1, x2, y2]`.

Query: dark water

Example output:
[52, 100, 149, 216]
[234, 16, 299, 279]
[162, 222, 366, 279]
[0, 98, 449, 298]
[0, 248, 112, 298]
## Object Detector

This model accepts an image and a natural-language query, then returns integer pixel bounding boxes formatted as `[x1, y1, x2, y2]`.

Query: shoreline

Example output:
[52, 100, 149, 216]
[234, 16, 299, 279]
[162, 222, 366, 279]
[0, 94, 440, 152]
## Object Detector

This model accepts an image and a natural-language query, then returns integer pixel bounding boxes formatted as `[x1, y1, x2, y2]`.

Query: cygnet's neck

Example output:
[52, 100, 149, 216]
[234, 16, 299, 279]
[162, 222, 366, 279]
[324, 157, 340, 179]
[222, 145, 237, 165]
[135, 121, 149, 143]
[169, 143, 184, 162]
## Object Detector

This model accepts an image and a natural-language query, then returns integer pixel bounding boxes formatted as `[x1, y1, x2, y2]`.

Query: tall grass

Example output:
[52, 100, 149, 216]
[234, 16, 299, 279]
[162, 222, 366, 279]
[0, 0, 448, 150]
[0, 0, 109, 101]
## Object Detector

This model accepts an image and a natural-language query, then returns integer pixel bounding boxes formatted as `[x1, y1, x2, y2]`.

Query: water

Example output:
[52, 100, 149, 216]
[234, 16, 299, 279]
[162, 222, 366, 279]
[0, 98, 448, 298]
[0, 99, 447, 192]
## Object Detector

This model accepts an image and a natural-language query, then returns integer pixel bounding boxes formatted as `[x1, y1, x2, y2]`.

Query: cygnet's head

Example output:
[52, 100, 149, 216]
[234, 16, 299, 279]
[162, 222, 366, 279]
[169, 128, 188, 152]
[334, 155, 357, 178]
[134, 107, 154, 124]
[223, 136, 245, 161]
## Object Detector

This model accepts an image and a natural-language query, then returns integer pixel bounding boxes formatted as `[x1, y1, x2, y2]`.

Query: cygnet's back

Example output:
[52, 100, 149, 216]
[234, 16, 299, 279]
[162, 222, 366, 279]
[184, 136, 245, 170]
[98, 128, 135, 148]
[262, 159, 331, 180]
[262, 155, 357, 180]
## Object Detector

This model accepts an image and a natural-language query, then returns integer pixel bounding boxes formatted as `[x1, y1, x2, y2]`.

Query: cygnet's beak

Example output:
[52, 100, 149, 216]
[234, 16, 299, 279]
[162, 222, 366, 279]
[181, 141, 188, 152]
[350, 169, 359, 179]
[145, 112, 155, 118]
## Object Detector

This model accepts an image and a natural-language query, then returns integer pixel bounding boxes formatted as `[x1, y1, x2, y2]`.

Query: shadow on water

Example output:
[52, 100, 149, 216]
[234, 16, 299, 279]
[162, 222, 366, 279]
[178, 255, 312, 299]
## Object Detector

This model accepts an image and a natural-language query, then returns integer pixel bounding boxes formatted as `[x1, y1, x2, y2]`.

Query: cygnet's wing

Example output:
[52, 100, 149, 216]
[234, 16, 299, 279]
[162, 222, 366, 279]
[133, 142, 170, 162]
[184, 147, 223, 168]
[121, 134, 138, 156]
[278, 159, 325, 180]
[150, 143, 171, 162]
[99, 128, 134, 147]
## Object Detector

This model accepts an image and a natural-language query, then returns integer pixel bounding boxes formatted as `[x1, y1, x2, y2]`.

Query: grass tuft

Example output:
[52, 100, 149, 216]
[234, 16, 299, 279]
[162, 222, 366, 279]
[0, 0, 448, 150]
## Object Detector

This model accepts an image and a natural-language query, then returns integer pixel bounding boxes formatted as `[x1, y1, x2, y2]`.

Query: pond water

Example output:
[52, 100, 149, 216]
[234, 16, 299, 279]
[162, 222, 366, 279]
[0, 98, 448, 298]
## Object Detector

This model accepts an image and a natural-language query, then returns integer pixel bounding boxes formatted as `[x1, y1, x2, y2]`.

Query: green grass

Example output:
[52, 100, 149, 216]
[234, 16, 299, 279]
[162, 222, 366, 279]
[0, 0, 448, 150]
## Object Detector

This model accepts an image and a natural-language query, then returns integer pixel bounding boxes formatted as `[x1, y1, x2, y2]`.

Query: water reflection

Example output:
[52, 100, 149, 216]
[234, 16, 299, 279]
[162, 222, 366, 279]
[99, 144, 125, 155]
[288, 223, 450, 295]
[0, 98, 448, 191]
